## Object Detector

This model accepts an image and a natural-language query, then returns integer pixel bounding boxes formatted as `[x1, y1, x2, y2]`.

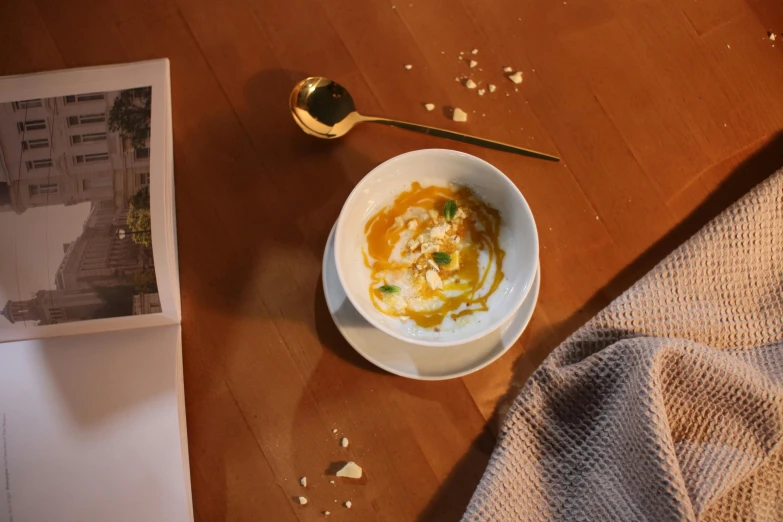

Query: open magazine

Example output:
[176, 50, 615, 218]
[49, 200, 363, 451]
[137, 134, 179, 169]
[0, 60, 192, 522]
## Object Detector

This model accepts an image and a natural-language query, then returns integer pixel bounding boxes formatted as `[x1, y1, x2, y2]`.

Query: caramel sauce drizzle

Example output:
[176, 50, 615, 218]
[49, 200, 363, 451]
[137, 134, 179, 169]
[363, 182, 505, 328]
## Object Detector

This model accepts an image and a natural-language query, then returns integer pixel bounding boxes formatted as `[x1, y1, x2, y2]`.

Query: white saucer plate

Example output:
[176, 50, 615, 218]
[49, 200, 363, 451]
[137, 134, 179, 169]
[322, 225, 540, 380]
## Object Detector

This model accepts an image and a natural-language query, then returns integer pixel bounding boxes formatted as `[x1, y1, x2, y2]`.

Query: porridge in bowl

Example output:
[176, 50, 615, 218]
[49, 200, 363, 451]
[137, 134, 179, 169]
[334, 149, 539, 348]
[364, 182, 505, 330]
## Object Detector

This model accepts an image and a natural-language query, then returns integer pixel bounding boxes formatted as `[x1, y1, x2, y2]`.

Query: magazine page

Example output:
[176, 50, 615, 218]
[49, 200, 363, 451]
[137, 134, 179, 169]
[0, 325, 192, 522]
[0, 60, 179, 343]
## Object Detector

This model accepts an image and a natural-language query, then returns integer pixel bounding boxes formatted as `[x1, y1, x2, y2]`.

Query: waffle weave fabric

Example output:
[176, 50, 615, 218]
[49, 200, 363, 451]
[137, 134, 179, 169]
[463, 171, 783, 521]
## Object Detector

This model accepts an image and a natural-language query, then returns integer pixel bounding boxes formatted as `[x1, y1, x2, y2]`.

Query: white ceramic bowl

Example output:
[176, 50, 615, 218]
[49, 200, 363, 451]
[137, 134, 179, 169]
[334, 149, 539, 347]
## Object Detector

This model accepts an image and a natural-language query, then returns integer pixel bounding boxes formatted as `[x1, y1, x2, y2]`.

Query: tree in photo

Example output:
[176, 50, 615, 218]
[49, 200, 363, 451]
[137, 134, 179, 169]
[109, 87, 151, 150]
[128, 186, 152, 247]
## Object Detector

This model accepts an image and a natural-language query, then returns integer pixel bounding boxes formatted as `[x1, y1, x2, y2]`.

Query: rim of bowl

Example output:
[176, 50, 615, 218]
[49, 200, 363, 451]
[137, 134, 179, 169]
[334, 148, 539, 347]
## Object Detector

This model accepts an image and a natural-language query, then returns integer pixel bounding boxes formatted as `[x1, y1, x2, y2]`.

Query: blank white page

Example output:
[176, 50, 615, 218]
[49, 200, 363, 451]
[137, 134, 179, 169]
[0, 325, 191, 522]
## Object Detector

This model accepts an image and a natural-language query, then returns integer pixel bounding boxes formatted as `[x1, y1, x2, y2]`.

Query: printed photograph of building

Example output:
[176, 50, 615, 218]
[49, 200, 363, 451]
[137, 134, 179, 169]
[0, 87, 160, 327]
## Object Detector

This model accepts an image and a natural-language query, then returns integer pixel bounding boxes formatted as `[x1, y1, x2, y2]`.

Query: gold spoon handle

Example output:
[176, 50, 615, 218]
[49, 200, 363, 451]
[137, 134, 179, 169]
[365, 117, 559, 162]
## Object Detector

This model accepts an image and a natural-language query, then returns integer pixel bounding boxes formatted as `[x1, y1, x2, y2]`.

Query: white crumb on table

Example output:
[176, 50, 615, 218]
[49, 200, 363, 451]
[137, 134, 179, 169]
[297, 497, 308, 505]
[345, 501, 352, 509]
[488, 84, 496, 92]
[332, 428, 338, 433]
[503, 66, 513, 73]
[336, 461, 363, 479]
[452, 107, 468, 122]
[424, 103, 435, 111]
[465, 78, 477, 89]
[469, 60, 477, 68]
[471, 48, 478, 54]
[300, 477, 307, 487]
[404, 64, 413, 70]
[330, 480, 335, 484]
[323, 511, 330, 516]
[341, 437, 349, 448]
[477, 88, 486, 96]
[769, 32, 776, 41]
[508, 71, 523, 84]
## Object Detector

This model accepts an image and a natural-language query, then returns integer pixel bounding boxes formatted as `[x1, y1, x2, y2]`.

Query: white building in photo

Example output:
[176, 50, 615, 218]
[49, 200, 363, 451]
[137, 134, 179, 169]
[0, 89, 159, 324]
[2, 288, 107, 325]
[55, 200, 152, 292]
[0, 91, 150, 214]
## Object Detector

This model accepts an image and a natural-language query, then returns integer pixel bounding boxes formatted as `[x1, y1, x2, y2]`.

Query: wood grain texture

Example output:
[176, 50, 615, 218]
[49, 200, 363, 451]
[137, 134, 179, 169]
[3, 0, 782, 520]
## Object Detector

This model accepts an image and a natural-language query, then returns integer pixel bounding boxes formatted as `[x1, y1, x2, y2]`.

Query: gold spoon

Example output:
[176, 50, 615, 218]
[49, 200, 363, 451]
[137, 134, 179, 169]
[289, 77, 560, 162]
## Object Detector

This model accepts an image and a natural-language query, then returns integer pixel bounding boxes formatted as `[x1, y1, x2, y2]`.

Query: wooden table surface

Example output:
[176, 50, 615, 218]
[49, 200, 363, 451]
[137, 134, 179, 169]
[4, 0, 783, 520]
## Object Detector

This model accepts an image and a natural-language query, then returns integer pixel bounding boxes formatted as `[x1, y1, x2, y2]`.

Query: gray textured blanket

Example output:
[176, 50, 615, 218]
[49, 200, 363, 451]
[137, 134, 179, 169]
[464, 171, 783, 521]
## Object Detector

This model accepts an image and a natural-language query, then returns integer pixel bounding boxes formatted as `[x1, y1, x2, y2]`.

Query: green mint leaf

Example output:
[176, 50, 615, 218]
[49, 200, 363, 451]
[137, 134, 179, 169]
[432, 252, 452, 265]
[443, 200, 457, 222]
[379, 285, 401, 294]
